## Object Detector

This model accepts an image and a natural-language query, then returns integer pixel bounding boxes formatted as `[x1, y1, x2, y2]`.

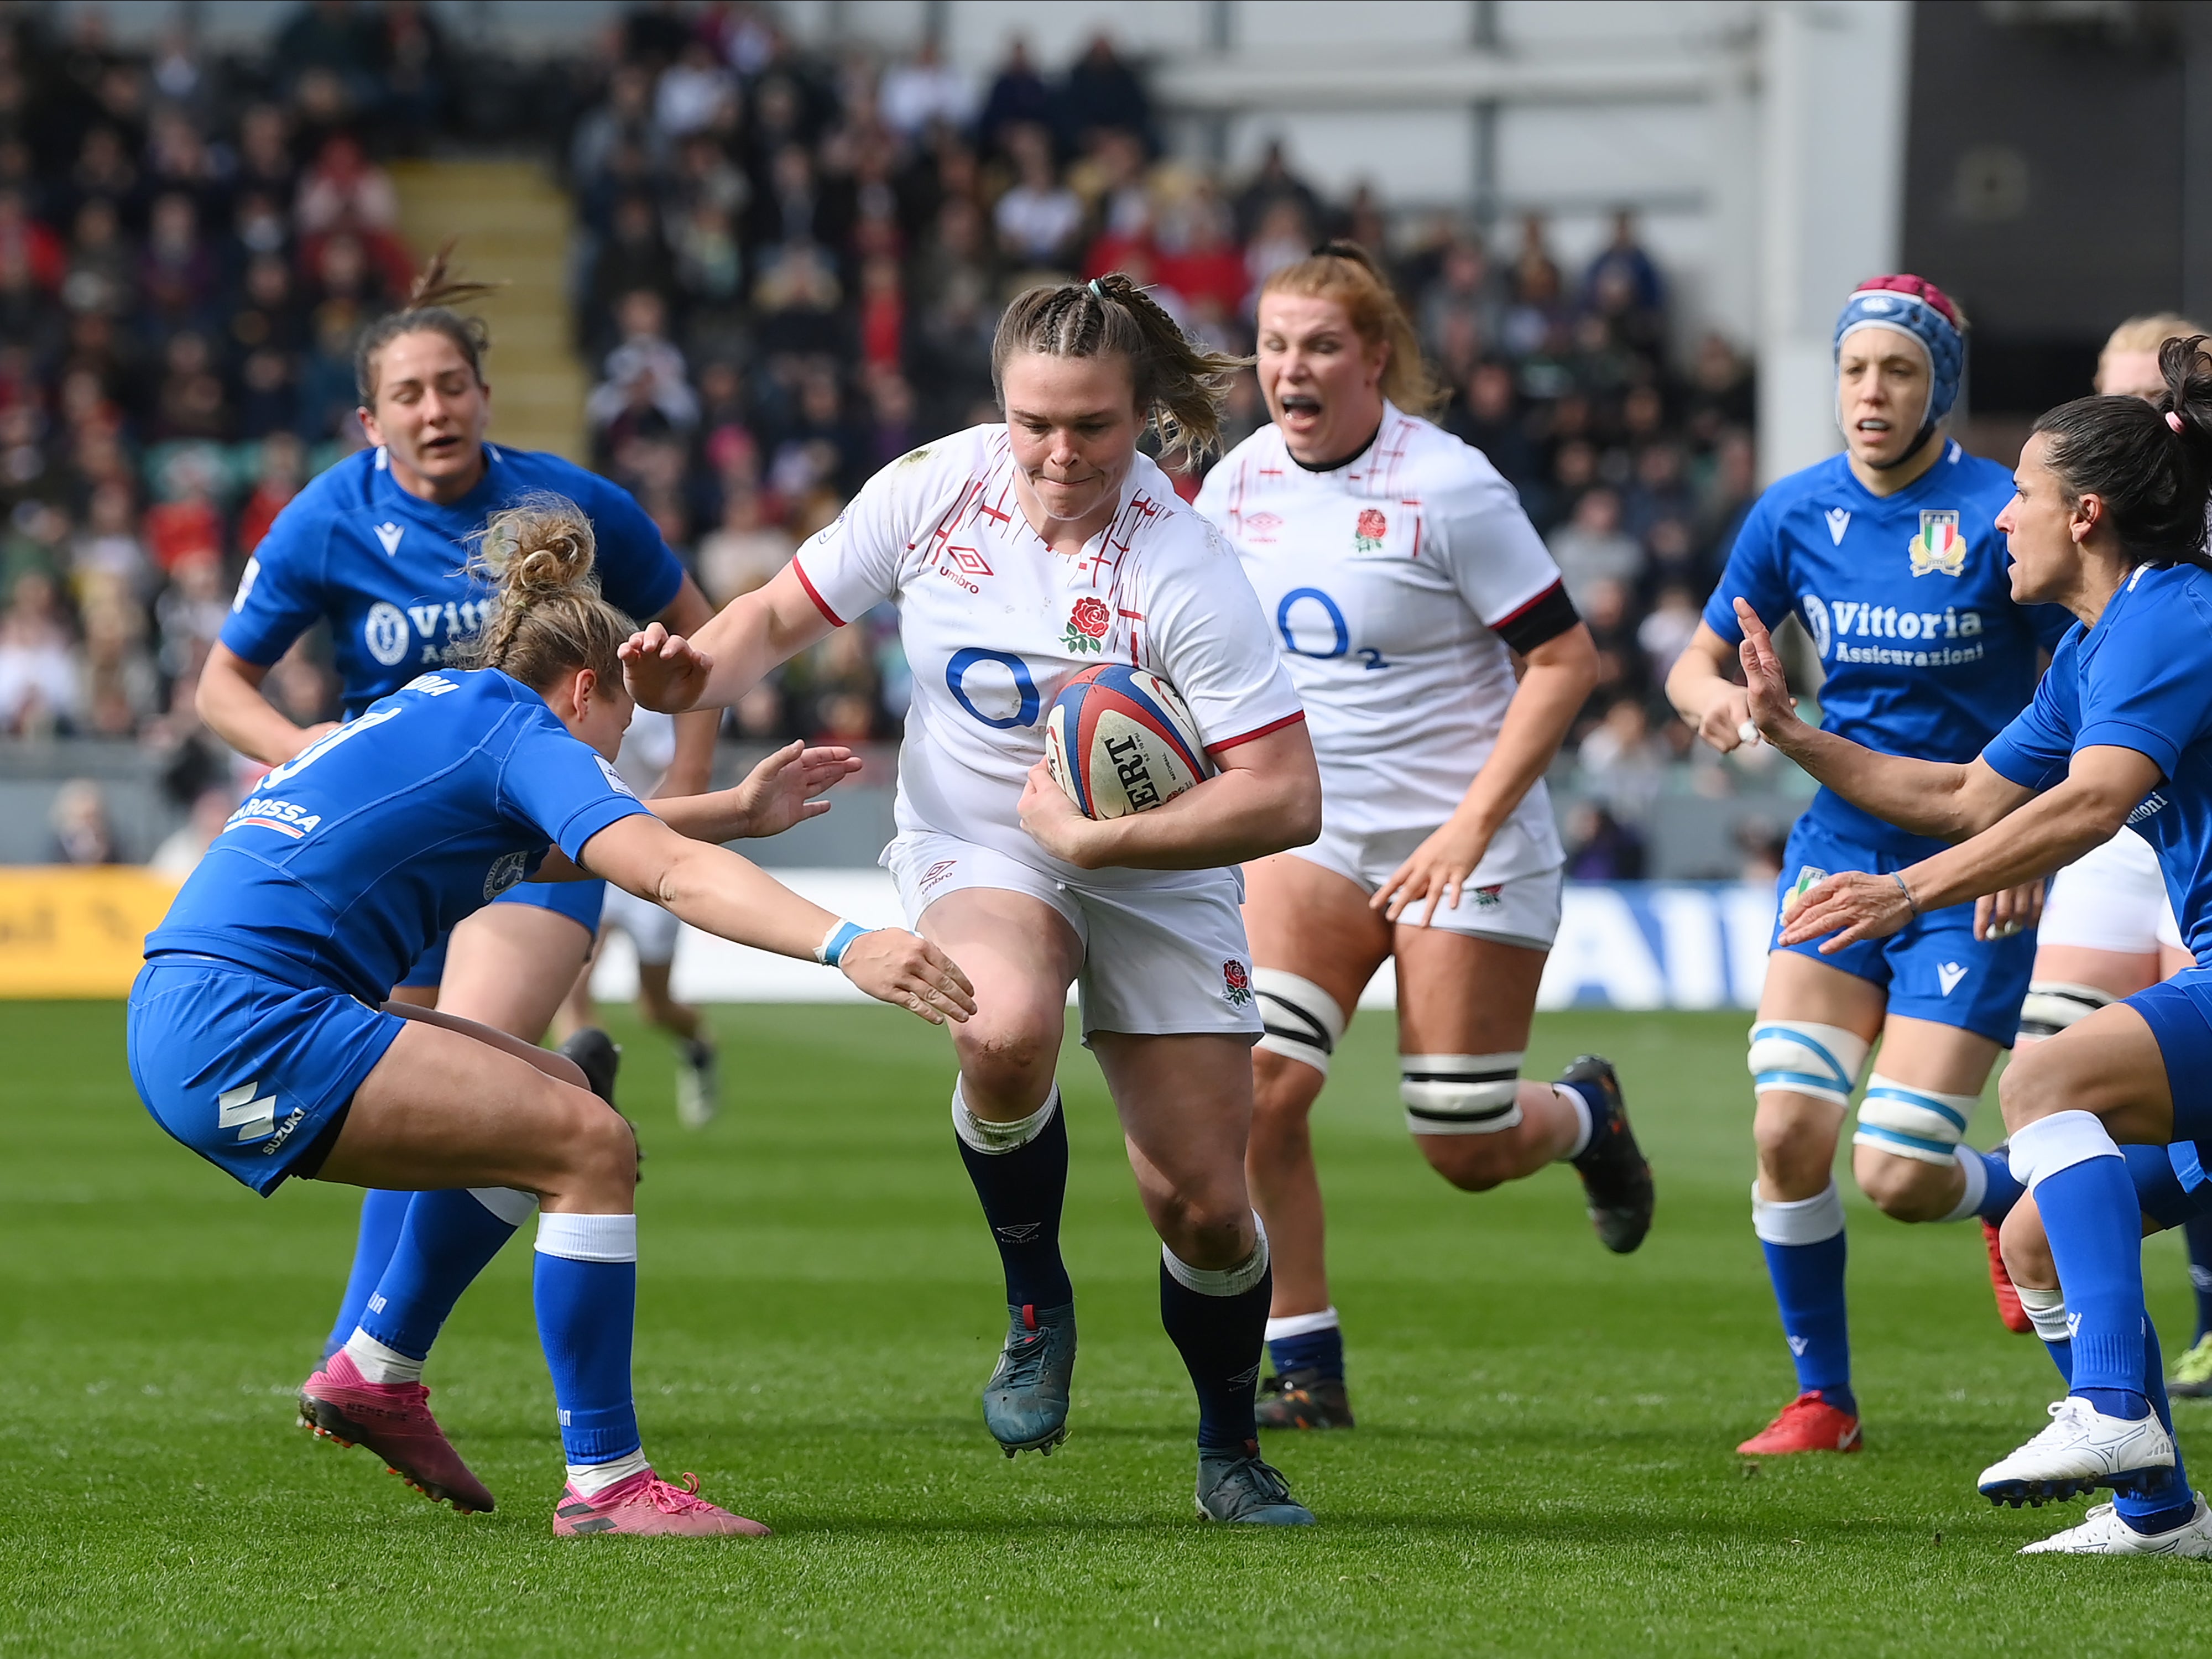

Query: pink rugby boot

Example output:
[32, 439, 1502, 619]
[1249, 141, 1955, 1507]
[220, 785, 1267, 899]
[551, 1469, 771, 1537]
[298, 1350, 496, 1514]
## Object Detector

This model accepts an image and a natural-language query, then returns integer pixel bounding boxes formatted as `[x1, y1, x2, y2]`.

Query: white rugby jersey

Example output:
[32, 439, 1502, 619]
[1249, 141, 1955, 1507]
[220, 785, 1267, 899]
[1196, 402, 1570, 880]
[793, 425, 1305, 887]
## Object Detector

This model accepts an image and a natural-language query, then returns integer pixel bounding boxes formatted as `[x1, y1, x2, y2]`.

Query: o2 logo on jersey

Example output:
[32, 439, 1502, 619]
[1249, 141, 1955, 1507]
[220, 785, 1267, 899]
[364, 601, 411, 666]
[1801, 594, 1832, 658]
[1276, 588, 1390, 671]
[484, 850, 530, 900]
[946, 647, 1041, 729]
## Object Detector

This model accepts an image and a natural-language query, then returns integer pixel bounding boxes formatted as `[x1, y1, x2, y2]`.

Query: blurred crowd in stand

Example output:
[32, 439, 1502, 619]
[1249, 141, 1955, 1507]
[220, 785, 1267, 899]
[0, 1, 1772, 877]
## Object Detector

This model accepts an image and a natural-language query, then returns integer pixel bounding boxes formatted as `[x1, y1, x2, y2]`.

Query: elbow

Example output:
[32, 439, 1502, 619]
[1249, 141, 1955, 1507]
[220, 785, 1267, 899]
[1277, 775, 1323, 851]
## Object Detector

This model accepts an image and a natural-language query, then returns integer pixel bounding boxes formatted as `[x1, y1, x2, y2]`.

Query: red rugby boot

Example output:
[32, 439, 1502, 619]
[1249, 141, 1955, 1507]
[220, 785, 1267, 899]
[1982, 1219, 2034, 1334]
[551, 1469, 771, 1537]
[1736, 1391, 1863, 1455]
[299, 1350, 496, 1512]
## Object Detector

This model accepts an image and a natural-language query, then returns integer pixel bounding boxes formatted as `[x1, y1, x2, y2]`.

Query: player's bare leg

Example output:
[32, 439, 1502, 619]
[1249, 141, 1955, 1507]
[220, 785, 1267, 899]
[1739, 953, 1881, 1454]
[917, 888, 1084, 1454]
[1241, 852, 1391, 1427]
[1097, 1029, 1313, 1524]
[1396, 930, 1652, 1253]
[304, 1011, 765, 1534]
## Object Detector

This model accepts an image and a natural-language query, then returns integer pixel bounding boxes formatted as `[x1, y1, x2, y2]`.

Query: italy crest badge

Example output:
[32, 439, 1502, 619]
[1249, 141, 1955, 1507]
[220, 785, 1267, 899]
[1908, 510, 1966, 577]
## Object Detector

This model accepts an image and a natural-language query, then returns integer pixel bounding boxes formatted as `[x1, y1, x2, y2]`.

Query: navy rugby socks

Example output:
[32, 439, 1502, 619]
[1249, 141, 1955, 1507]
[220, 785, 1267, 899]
[1161, 1230, 1272, 1450]
[952, 1083, 1073, 1311]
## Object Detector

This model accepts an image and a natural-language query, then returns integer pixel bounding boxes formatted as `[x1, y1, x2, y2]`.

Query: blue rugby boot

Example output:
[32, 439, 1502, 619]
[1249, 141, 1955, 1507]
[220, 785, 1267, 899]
[983, 1301, 1076, 1455]
[1197, 1441, 1316, 1525]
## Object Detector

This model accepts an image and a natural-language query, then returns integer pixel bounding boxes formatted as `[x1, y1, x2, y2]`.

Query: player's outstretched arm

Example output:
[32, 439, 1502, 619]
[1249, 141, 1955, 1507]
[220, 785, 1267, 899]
[622, 565, 834, 714]
[1736, 598, 2028, 841]
[196, 641, 338, 765]
[574, 813, 975, 1024]
[645, 742, 863, 844]
[1018, 718, 1323, 872]
[1781, 744, 2162, 953]
[1665, 622, 1763, 754]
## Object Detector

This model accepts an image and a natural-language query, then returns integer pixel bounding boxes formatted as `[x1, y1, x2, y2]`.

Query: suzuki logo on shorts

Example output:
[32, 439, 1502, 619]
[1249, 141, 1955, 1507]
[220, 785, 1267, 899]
[217, 1080, 278, 1142]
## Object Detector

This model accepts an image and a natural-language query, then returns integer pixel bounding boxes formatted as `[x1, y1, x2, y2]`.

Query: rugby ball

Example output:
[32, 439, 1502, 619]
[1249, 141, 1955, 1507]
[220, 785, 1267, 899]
[1044, 664, 1212, 820]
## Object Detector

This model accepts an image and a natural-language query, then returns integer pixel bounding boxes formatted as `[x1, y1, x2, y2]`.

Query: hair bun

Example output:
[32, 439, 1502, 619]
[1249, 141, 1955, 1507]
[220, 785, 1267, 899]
[474, 493, 599, 599]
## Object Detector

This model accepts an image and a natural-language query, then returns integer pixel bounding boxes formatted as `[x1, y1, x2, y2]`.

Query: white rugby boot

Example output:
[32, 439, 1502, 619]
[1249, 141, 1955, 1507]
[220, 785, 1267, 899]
[2020, 1494, 2212, 1557]
[1978, 1396, 2176, 1506]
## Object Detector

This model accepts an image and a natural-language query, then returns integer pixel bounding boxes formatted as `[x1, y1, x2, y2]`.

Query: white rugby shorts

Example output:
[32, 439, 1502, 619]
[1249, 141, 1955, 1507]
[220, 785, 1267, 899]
[1287, 820, 1564, 950]
[601, 884, 682, 968]
[884, 830, 1263, 1041]
[2042, 828, 2183, 954]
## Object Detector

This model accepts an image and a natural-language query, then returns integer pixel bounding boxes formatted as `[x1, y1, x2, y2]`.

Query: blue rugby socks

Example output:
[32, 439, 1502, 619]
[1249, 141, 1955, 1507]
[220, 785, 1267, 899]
[1752, 1181, 1855, 1416]
[1266, 1308, 1344, 1384]
[1947, 1145, 2025, 1224]
[2010, 1112, 2148, 1418]
[325, 1188, 416, 1358]
[2023, 1284, 2195, 1536]
[1161, 1222, 1272, 1449]
[534, 1212, 644, 1490]
[346, 1187, 535, 1379]
[953, 1082, 1073, 1312]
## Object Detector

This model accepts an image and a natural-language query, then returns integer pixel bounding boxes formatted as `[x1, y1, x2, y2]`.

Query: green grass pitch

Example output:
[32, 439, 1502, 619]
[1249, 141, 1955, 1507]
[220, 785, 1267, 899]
[2, 999, 2207, 1656]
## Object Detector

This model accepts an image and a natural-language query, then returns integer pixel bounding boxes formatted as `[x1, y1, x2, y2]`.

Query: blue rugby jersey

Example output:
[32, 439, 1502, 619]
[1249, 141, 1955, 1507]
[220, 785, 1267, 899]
[146, 669, 650, 1003]
[1703, 442, 2071, 854]
[1983, 562, 2212, 964]
[221, 444, 686, 716]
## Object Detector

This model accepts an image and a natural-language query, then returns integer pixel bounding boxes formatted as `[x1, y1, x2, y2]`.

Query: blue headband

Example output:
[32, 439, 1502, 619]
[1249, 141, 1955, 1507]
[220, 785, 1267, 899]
[1833, 286, 1964, 465]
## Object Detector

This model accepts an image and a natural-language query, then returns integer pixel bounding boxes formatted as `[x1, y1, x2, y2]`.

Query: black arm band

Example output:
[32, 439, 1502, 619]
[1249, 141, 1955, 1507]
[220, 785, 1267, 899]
[1491, 581, 1580, 656]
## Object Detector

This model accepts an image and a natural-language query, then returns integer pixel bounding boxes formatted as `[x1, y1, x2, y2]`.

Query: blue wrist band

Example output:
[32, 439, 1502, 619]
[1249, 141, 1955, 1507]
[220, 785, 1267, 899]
[816, 920, 868, 967]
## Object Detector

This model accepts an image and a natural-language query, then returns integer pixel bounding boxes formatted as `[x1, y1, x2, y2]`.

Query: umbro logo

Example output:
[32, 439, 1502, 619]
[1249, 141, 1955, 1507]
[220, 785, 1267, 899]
[374, 521, 405, 555]
[994, 1223, 1042, 1243]
[1787, 1335, 1811, 1355]
[1937, 962, 1969, 997]
[1825, 508, 1851, 546]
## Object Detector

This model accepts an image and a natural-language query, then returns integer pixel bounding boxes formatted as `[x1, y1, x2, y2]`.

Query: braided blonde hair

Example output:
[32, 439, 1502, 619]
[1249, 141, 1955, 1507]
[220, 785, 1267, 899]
[990, 272, 1248, 465]
[457, 493, 634, 692]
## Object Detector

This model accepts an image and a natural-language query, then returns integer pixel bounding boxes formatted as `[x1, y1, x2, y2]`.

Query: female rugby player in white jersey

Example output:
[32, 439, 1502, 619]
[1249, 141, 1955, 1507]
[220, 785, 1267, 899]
[2016, 315, 2212, 1396]
[1194, 243, 1652, 1431]
[623, 275, 1328, 1525]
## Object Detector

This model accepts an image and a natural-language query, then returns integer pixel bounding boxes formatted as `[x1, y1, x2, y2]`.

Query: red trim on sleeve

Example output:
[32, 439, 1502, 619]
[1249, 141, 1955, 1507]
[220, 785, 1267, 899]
[791, 559, 846, 627]
[1207, 709, 1307, 755]
[1488, 576, 1564, 630]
